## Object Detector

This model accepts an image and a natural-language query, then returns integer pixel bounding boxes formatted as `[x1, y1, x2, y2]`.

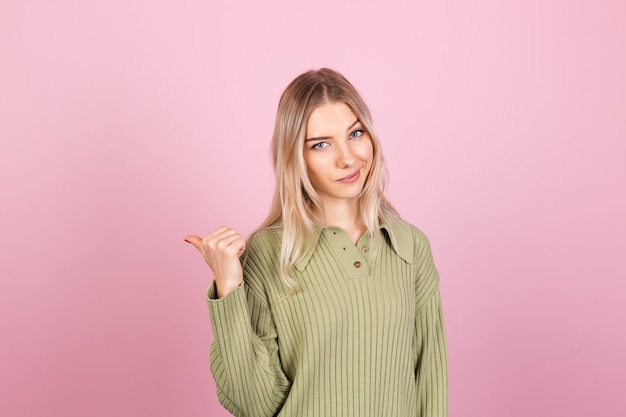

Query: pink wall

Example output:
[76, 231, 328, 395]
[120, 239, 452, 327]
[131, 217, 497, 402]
[1, 1, 625, 416]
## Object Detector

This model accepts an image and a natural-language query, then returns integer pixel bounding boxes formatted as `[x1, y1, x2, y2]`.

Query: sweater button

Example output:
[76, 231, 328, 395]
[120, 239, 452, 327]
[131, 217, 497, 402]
[353, 261, 361, 268]
[361, 245, 369, 253]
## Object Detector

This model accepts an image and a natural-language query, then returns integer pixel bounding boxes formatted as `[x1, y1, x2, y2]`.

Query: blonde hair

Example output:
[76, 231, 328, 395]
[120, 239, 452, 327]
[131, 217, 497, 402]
[257, 68, 399, 291]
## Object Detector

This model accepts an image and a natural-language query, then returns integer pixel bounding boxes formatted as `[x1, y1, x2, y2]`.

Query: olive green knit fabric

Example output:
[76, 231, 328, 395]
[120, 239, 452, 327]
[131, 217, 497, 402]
[207, 217, 447, 417]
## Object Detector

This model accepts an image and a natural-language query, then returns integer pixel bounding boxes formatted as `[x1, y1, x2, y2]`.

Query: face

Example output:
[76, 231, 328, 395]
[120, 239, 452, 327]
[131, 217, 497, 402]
[303, 101, 373, 208]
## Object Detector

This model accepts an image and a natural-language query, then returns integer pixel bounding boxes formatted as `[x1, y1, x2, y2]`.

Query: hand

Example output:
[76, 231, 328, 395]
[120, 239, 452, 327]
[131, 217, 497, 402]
[185, 226, 246, 298]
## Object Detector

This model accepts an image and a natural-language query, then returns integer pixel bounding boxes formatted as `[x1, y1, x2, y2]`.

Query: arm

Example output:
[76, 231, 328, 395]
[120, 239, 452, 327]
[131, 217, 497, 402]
[207, 242, 291, 417]
[413, 230, 448, 417]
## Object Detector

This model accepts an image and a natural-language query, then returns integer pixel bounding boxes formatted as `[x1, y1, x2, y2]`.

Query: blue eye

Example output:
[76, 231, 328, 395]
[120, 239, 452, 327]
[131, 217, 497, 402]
[350, 129, 364, 139]
[311, 142, 329, 150]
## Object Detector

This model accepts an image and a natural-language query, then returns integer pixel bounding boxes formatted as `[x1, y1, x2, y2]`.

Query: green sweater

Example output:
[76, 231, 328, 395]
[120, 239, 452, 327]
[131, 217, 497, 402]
[207, 216, 447, 417]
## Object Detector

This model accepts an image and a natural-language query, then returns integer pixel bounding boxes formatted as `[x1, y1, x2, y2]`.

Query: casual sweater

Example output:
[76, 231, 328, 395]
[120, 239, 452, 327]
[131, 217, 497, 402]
[207, 216, 447, 417]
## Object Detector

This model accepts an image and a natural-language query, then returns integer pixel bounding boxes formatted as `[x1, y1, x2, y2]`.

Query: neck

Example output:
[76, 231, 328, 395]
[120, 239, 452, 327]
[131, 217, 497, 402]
[314, 199, 366, 244]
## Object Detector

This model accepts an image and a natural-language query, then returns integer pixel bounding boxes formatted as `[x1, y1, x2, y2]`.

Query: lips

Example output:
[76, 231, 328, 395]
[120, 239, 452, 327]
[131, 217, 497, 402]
[337, 170, 360, 183]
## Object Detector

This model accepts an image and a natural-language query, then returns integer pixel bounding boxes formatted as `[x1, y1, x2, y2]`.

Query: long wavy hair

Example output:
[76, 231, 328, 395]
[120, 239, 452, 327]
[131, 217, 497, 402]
[257, 68, 399, 291]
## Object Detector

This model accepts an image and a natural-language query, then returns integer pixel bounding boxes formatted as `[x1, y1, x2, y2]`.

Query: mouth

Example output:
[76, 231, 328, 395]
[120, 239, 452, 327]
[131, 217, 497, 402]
[337, 170, 360, 183]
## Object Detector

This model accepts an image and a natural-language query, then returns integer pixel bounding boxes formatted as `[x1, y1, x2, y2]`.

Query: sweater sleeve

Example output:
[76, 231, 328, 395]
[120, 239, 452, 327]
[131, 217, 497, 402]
[207, 243, 291, 417]
[413, 229, 448, 417]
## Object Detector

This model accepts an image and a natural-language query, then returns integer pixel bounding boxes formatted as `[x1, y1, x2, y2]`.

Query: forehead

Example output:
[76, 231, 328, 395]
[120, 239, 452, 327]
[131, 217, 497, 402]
[306, 102, 357, 134]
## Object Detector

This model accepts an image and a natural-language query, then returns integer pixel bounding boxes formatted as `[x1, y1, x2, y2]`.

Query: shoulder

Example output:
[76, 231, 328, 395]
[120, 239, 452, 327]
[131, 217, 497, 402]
[239, 228, 284, 304]
[384, 215, 433, 263]
[242, 227, 283, 277]
[389, 216, 429, 238]
[246, 227, 282, 256]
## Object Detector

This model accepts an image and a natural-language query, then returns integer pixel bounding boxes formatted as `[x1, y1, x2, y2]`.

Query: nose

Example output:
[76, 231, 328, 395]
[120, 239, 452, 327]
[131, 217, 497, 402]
[336, 143, 355, 168]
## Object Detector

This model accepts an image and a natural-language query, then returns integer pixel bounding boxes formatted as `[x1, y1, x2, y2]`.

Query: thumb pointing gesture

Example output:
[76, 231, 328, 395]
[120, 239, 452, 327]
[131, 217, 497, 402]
[184, 226, 246, 298]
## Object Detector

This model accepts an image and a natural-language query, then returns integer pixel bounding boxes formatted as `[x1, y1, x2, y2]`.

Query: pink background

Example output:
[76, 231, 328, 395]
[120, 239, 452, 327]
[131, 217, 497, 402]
[1, 1, 625, 416]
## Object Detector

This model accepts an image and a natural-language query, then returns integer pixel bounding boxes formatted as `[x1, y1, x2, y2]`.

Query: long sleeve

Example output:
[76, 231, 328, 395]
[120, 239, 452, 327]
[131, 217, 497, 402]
[207, 253, 291, 416]
[413, 229, 448, 417]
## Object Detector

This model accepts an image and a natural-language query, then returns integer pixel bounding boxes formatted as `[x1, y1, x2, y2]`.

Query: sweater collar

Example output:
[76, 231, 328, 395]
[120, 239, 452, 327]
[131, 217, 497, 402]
[294, 215, 414, 272]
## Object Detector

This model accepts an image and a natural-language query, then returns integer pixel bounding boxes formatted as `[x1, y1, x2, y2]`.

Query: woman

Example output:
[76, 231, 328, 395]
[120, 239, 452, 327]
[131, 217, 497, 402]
[185, 68, 447, 417]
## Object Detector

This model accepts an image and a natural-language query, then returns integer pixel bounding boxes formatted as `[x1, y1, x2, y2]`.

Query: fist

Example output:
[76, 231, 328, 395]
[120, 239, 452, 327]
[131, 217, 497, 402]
[185, 226, 246, 298]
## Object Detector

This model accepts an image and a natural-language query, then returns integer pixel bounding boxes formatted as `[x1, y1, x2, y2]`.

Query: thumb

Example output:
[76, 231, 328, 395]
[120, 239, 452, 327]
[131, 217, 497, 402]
[184, 234, 204, 253]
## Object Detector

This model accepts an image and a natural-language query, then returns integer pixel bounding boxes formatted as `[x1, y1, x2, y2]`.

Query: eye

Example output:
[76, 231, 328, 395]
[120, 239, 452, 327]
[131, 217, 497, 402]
[311, 141, 329, 150]
[349, 129, 364, 139]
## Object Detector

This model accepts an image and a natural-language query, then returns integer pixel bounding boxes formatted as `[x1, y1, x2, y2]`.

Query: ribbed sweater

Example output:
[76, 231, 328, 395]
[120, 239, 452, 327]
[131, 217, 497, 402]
[207, 216, 447, 417]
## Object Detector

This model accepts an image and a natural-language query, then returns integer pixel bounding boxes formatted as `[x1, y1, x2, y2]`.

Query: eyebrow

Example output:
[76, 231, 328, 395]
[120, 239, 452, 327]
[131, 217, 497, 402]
[305, 119, 361, 142]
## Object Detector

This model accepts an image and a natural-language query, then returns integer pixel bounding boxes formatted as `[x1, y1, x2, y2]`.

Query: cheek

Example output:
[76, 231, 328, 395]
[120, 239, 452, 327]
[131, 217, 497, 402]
[304, 155, 325, 181]
[361, 141, 375, 175]
[359, 139, 374, 161]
